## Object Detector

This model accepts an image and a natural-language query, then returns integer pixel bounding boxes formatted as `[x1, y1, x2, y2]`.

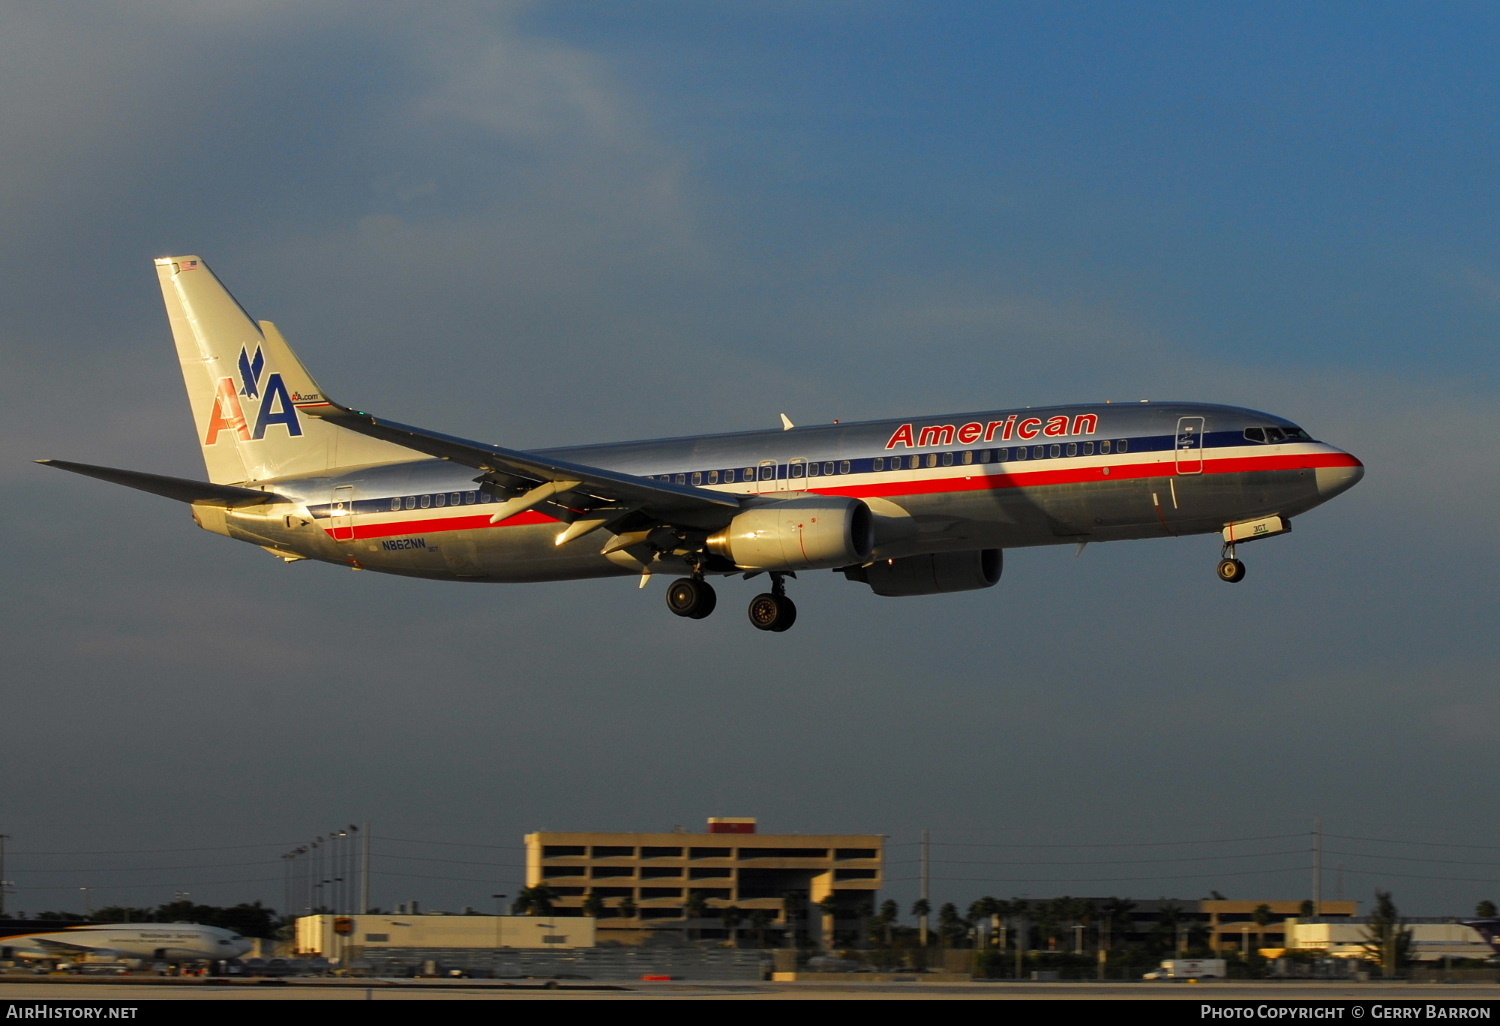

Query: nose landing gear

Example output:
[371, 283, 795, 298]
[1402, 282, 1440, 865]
[1217, 544, 1246, 583]
[748, 573, 797, 632]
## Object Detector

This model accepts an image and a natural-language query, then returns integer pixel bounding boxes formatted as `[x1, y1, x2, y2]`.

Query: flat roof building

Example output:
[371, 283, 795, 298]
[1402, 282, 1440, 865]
[525, 818, 883, 944]
[295, 913, 595, 958]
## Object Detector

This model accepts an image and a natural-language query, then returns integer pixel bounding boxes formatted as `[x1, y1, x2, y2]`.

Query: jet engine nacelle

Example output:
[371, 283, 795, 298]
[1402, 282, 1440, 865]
[707, 497, 875, 572]
[846, 548, 1002, 596]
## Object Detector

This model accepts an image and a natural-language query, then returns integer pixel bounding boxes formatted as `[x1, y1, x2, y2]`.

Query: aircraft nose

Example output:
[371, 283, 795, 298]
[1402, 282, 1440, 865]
[1315, 456, 1364, 499]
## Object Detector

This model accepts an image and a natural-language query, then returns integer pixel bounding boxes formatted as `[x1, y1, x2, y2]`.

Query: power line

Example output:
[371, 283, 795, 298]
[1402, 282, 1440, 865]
[915, 832, 1309, 849]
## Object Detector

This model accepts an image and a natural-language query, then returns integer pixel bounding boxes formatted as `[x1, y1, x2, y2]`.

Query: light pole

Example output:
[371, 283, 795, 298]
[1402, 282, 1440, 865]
[80, 887, 91, 918]
[492, 893, 507, 955]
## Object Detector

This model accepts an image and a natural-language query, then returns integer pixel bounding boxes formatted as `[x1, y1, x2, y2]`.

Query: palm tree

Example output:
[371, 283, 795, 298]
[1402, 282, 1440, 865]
[1252, 903, 1273, 958]
[617, 895, 637, 921]
[1099, 897, 1135, 954]
[817, 894, 839, 950]
[510, 884, 556, 917]
[782, 893, 806, 948]
[912, 898, 931, 948]
[581, 891, 604, 919]
[937, 902, 964, 948]
[1477, 901, 1498, 918]
[749, 909, 773, 948]
[683, 890, 707, 943]
[877, 899, 899, 946]
[722, 905, 744, 948]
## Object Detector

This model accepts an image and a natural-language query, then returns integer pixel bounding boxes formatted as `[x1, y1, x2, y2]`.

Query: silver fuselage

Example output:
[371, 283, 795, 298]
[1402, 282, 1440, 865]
[195, 401, 1363, 582]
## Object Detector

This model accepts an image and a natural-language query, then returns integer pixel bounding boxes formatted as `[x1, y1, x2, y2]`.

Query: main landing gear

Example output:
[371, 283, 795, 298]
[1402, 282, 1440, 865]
[665, 576, 717, 619]
[664, 571, 798, 631]
[747, 573, 796, 633]
[1217, 543, 1246, 583]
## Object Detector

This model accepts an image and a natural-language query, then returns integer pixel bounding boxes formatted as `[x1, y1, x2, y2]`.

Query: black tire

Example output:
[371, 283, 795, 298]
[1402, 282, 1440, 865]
[747, 592, 793, 631]
[689, 581, 717, 619]
[769, 596, 797, 632]
[666, 577, 715, 618]
[1217, 558, 1246, 583]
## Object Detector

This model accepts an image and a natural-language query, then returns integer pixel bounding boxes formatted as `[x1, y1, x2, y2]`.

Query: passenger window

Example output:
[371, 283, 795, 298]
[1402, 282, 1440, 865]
[1066, 443, 1077, 457]
[404, 496, 415, 510]
[1100, 441, 1111, 454]
[1015, 447, 1028, 461]
[908, 455, 920, 469]
[923, 453, 936, 468]
[941, 452, 954, 466]
[961, 451, 973, 465]
[997, 448, 1009, 461]
[709, 470, 720, 484]
[692, 472, 703, 485]
[809, 463, 822, 477]
[873, 458, 884, 471]
[840, 460, 851, 474]
[390, 498, 401, 512]
[789, 462, 804, 479]
[758, 465, 774, 481]
[1084, 442, 1094, 455]
[745, 467, 756, 481]
[1118, 439, 1129, 453]
[1049, 444, 1061, 458]
[420, 494, 431, 508]
[824, 462, 835, 476]
[1033, 446, 1044, 459]
[977, 450, 991, 464]
[435, 493, 446, 507]
[479, 491, 491, 503]
[675, 474, 687, 485]
[725, 470, 736, 483]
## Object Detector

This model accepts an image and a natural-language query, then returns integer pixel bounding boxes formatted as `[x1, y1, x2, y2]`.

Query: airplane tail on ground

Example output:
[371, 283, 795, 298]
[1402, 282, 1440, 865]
[155, 256, 424, 484]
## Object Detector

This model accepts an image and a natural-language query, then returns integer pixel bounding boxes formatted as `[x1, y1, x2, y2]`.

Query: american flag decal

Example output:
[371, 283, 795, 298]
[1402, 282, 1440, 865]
[179, 259, 198, 271]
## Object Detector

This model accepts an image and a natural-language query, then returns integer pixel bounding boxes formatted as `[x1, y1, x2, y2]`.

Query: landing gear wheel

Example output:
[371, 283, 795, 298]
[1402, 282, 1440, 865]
[1217, 558, 1246, 583]
[666, 577, 717, 619]
[748, 593, 797, 632]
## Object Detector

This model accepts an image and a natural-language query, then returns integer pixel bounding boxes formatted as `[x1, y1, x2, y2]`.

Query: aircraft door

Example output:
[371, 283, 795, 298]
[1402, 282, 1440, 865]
[1174, 417, 1205, 475]
[787, 457, 809, 492]
[330, 485, 355, 542]
[756, 459, 780, 494]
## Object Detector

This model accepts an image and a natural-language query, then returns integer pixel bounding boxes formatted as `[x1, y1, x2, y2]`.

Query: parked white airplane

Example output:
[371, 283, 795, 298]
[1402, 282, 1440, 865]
[0, 921, 251, 963]
[38, 256, 1363, 631]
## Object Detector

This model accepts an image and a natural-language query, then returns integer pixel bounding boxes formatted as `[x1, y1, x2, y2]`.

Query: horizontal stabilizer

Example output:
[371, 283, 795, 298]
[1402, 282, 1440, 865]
[36, 460, 288, 507]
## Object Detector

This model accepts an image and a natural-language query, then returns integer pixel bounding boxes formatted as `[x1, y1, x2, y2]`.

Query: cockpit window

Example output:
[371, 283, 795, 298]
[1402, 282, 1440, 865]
[1265, 427, 1286, 442]
[1243, 427, 1265, 443]
[1284, 426, 1312, 440]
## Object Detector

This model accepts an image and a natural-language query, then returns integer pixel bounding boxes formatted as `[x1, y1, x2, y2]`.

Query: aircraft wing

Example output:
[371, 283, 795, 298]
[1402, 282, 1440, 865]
[36, 460, 291, 507]
[308, 402, 743, 528]
[25, 936, 111, 956]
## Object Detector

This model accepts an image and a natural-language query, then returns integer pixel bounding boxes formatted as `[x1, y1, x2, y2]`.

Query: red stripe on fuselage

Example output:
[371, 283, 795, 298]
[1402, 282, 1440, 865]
[320, 450, 1360, 539]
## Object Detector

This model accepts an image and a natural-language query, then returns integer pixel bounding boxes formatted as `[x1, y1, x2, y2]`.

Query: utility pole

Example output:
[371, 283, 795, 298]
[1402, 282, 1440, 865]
[360, 823, 371, 915]
[919, 830, 930, 948]
[1313, 819, 1322, 916]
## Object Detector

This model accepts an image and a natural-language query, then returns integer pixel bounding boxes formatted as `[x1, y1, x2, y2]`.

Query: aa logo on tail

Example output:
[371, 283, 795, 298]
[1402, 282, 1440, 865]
[204, 345, 303, 445]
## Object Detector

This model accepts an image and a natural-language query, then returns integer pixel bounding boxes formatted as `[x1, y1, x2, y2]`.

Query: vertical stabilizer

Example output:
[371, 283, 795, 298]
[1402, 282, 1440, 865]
[155, 256, 424, 483]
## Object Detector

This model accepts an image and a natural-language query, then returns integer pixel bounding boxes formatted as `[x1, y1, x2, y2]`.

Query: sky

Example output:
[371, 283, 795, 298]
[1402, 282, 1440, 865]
[1, 1, 1497, 922]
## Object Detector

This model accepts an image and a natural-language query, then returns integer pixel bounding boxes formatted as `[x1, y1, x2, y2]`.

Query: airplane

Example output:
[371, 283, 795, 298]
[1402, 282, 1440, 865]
[1460, 919, 1500, 958]
[37, 256, 1364, 632]
[0, 920, 252, 964]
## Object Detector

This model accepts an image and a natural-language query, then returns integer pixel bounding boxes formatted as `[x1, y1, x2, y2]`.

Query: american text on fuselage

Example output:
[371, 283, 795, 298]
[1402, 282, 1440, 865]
[39, 256, 1364, 632]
